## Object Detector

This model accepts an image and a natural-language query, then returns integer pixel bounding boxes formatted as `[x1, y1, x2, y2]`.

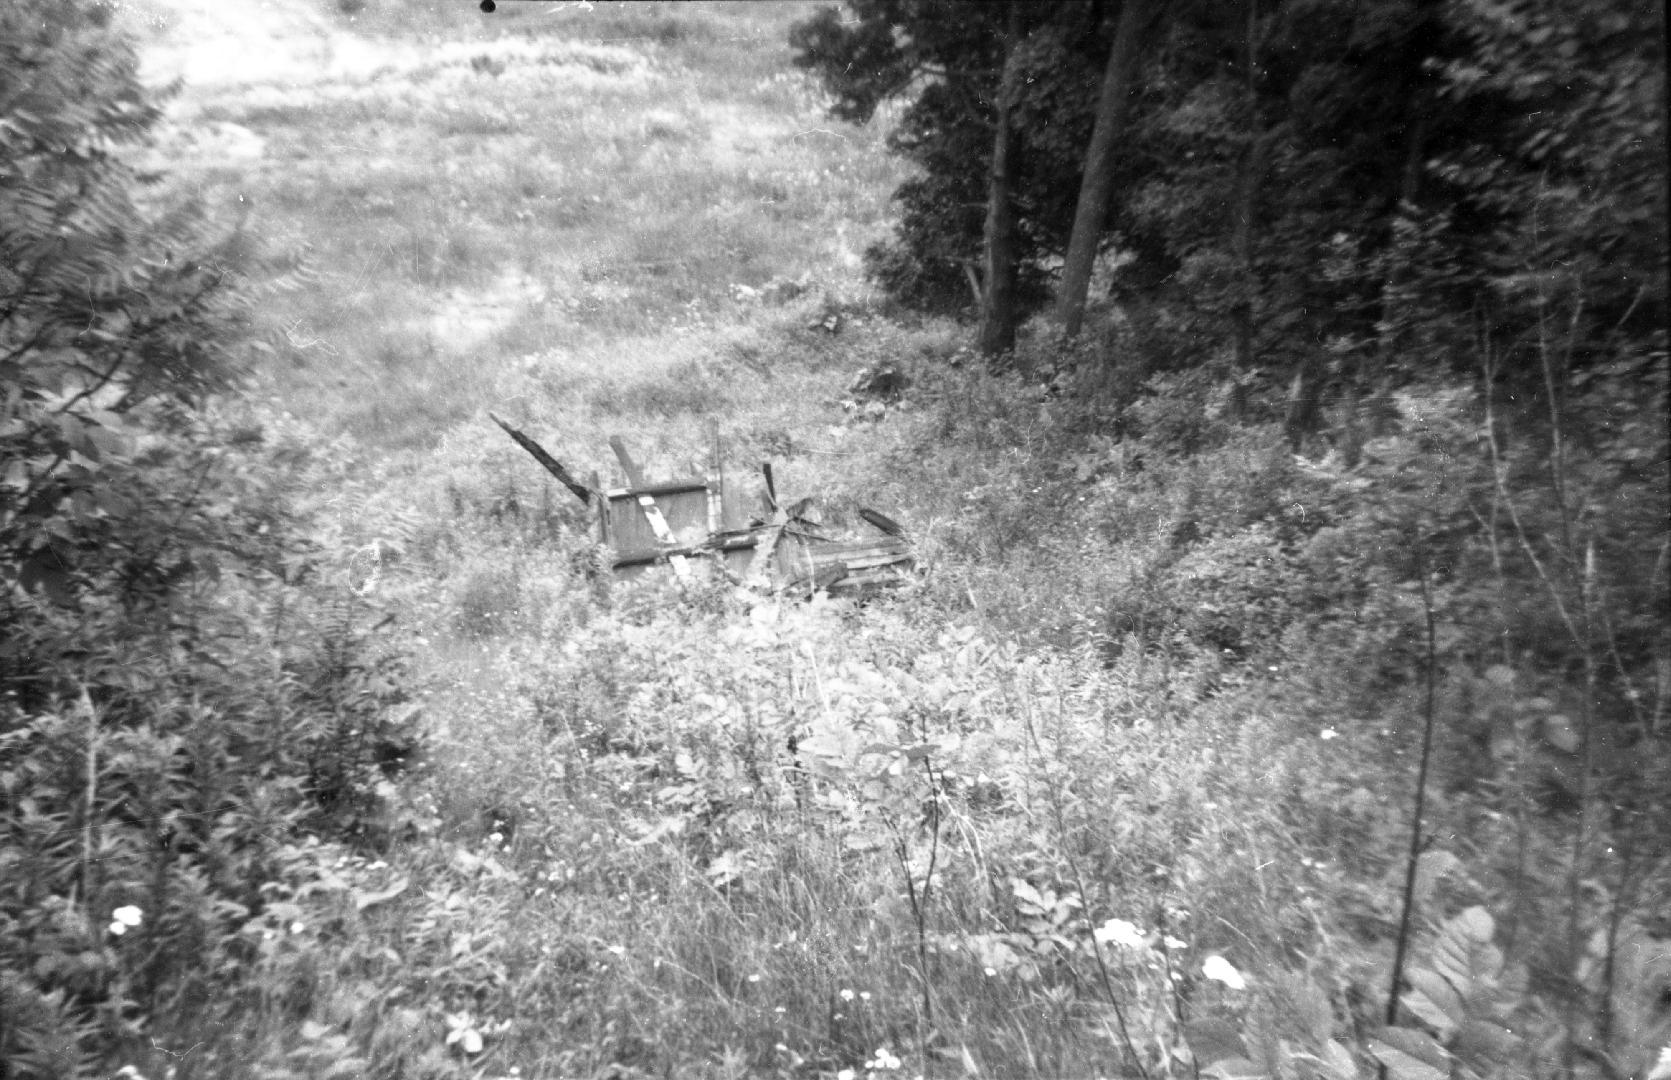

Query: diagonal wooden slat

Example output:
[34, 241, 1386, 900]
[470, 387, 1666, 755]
[490, 413, 594, 504]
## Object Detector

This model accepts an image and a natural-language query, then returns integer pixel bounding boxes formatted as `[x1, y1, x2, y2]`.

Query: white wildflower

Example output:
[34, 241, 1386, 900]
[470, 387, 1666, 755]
[1202, 954, 1247, 990]
[867, 1046, 902, 1070]
[1094, 918, 1145, 949]
[110, 905, 143, 936]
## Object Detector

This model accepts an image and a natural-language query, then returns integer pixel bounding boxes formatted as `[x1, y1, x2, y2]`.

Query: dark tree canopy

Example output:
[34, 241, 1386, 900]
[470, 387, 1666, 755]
[792, 0, 1666, 400]
[791, 0, 1104, 319]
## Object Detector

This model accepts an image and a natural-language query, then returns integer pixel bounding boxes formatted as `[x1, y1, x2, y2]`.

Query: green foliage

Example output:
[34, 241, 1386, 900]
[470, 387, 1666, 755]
[11, 0, 1655, 1075]
[791, 1, 1095, 319]
[1, 2, 422, 1074]
[1428, 0, 1667, 377]
[803, 0, 1664, 454]
[0, 414, 424, 1074]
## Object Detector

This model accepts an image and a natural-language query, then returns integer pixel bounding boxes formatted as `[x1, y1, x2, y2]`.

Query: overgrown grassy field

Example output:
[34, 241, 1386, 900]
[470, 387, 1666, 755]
[86, 2, 1666, 1079]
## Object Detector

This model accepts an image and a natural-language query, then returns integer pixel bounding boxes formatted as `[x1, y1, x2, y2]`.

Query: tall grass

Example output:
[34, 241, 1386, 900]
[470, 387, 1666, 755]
[151, 0, 900, 456]
[91, 3, 1670, 1079]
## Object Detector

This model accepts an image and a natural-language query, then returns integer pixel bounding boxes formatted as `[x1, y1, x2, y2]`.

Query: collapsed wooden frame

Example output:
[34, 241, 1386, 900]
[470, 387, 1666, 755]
[491, 414, 913, 597]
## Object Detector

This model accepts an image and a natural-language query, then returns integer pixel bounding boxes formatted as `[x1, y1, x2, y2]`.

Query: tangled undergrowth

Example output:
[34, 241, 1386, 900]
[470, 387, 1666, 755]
[4, 1, 1666, 1079]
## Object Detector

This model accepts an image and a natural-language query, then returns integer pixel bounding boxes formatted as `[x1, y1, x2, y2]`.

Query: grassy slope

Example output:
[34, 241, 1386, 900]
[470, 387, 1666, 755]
[115, 3, 1661, 1080]
[144, 0, 901, 451]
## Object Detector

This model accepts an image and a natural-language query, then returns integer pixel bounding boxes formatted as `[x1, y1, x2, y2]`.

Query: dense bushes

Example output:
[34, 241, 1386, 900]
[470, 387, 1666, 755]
[883, 317, 1669, 1077]
[4, 0, 1662, 1075]
[2, 2, 419, 1073]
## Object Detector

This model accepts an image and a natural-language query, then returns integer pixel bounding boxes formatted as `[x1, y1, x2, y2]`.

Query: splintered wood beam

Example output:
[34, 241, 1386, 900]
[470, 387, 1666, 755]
[611, 532, 758, 567]
[604, 478, 709, 498]
[859, 507, 905, 537]
[490, 413, 594, 505]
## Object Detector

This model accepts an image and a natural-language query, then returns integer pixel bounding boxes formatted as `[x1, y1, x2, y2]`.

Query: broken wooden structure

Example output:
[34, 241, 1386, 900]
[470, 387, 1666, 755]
[490, 415, 913, 597]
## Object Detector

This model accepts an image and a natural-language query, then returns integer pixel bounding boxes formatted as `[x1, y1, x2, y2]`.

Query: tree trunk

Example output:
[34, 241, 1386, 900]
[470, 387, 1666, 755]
[1231, 0, 1265, 385]
[977, 7, 1023, 359]
[1056, 0, 1157, 338]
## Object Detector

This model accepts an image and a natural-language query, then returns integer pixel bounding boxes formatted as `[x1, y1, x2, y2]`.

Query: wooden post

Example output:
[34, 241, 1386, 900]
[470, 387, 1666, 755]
[592, 471, 609, 549]
[707, 419, 723, 535]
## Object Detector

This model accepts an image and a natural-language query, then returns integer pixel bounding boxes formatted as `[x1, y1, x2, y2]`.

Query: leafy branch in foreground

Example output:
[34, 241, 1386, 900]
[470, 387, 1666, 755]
[2, 3, 420, 1076]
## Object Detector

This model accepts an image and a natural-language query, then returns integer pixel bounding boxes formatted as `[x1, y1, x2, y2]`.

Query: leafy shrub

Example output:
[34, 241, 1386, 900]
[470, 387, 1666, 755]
[862, 234, 974, 317]
[1, 2, 421, 1072]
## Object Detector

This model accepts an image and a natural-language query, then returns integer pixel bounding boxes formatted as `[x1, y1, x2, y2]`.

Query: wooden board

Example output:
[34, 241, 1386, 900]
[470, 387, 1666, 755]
[609, 438, 695, 579]
[779, 535, 912, 593]
[589, 431, 912, 594]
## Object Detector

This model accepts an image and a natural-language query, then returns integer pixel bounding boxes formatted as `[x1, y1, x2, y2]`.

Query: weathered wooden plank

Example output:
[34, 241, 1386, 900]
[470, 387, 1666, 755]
[603, 478, 709, 498]
[829, 570, 908, 594]
[816, 552, 913, 572]
[609, 436, 647, 487]
[608, 436, 690, 579]
[592, 470, 609, 547]
[707, 420, 723, 535]
[859, 507, 905, 536]
[607, 489, 711, 554]
[806, 538, 911, 559]
[490, 413, 594, 504]
[612, 533, 758, 567]
[786, 561, 849, 597]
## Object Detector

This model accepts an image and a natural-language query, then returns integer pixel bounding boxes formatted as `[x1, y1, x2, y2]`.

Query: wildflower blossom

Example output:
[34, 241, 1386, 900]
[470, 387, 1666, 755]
[1094, 918, 1145, 949]
[1202, 955, 1246, 990]
[445, 1013, 485, 1055]
[109, 906, 142, 936]
[867, 1046, 903, 1070]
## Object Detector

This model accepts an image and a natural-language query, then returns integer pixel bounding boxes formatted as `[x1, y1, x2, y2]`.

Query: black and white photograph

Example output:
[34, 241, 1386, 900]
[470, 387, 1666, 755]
[2, 0, 1666, 1077]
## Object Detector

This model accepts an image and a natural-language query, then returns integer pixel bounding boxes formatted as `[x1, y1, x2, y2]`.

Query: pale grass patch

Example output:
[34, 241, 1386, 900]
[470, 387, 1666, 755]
[158, 4, 902, 450]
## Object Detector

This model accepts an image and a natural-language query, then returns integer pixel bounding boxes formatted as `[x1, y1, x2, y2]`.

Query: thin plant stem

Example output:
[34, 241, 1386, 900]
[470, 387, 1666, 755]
[1385, 545, 1440, 1033]
[1566, 537, 1601, 1070]
[79, 684, 100, 916]
[1015, 675, 1149, 1080]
